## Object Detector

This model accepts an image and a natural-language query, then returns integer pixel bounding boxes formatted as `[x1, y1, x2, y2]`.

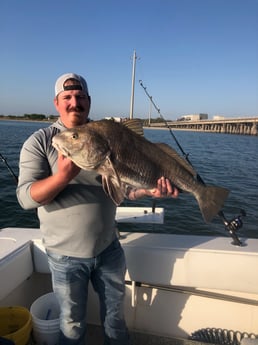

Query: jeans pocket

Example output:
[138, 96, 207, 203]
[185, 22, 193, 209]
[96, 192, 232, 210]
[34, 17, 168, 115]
[46, 250, 71, 267]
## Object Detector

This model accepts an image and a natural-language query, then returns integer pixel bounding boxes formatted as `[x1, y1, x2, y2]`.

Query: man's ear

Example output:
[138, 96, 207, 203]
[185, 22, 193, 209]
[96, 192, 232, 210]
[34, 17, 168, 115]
[53, 97, 58, 111]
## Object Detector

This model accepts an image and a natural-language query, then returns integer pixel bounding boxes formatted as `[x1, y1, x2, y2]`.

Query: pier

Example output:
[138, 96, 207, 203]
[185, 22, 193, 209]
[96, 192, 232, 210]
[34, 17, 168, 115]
[149, 117, 258, 136]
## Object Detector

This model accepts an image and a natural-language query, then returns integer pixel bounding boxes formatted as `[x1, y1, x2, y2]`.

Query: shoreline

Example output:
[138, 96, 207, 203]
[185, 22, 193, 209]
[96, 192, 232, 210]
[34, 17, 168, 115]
[1, 118, 257, 135]
[0, 117, 54, 124]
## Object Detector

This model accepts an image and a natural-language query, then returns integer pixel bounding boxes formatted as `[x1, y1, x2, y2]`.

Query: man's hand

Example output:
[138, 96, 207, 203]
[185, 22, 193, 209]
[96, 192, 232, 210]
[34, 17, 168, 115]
[57, 153, 81, 182]
[149, 177, 178, 198]
[128, 177, 179, 200]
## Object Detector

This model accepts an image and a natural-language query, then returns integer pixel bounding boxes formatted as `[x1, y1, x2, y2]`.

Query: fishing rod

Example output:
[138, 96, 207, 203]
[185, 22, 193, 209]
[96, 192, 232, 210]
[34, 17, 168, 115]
[0, 152, 18, 184]
[139, 80, 245, 246]
[139, 80, 205, 185]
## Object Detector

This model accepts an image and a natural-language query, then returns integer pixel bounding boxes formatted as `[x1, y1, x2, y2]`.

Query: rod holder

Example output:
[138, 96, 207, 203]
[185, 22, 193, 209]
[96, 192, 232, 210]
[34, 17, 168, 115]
[218, 210, 246, 246]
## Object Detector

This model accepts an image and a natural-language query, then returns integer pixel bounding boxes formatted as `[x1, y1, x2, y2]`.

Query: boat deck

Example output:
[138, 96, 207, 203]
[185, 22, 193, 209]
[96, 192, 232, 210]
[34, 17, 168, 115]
[86, 324, 213, 345]
[25, 325, 216, 345]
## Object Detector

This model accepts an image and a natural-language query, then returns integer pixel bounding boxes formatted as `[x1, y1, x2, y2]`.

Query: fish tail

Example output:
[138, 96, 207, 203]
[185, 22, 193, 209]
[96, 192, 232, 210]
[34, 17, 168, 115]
[195, 185, 230, 223]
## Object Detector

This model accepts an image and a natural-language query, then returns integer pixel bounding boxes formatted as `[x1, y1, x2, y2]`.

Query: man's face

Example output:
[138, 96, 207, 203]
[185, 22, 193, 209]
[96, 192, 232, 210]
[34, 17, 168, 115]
[54, 80, 90, 128]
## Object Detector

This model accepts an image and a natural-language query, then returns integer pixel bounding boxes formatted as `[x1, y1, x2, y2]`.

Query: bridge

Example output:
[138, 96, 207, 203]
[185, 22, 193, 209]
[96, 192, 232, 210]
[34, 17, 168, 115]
[149, 117, 258, 136]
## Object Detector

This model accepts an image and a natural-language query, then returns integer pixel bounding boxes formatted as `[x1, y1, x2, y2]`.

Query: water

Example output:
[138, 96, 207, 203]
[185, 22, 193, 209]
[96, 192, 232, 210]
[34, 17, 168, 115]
[0, 120, 50, 229]
[0, 120, 257, 240]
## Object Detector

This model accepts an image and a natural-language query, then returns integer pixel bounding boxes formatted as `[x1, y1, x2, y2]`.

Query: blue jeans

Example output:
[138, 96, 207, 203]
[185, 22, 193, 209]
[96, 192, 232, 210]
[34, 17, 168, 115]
[47, 239, 130, 345]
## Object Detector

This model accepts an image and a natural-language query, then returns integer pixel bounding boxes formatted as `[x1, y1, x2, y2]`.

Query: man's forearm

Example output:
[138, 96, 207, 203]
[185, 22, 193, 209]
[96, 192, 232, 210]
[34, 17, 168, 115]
[30, 173, 70, 205]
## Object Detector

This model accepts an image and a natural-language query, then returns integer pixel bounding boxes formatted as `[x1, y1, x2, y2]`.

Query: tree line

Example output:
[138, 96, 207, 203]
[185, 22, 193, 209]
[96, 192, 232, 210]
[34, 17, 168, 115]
[0, 114, 166, 123]
[0, 114, 57, 121]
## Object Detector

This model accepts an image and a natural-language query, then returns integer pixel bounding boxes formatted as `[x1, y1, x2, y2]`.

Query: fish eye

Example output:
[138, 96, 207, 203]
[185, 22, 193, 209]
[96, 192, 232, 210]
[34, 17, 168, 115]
[72, 132, 78, 140]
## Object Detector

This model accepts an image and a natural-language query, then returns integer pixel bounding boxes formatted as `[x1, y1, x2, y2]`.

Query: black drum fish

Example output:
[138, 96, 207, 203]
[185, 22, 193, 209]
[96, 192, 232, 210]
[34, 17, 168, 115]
[52, 119, 229, 223]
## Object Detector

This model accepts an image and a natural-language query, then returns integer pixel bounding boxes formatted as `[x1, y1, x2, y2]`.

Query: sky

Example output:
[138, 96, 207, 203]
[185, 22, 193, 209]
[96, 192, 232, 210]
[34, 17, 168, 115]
[0, 0, 257, 120]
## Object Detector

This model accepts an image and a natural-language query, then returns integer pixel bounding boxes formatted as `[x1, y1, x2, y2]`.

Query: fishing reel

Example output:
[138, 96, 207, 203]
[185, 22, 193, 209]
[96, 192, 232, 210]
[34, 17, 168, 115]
[218, 209, 246, 246]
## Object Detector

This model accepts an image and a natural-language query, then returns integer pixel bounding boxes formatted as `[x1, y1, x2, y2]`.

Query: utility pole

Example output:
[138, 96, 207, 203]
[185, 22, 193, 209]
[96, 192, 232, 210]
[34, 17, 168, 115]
[129, 50, 138, 119]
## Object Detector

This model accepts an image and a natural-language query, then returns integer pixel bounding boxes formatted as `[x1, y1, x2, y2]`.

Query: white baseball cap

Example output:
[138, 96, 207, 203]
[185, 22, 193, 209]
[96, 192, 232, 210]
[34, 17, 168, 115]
[55, 73, 89, 96]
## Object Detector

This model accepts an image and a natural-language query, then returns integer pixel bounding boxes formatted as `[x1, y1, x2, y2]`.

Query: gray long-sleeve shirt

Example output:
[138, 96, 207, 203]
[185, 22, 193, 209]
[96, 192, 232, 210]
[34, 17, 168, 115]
[16, 119, 117, 258]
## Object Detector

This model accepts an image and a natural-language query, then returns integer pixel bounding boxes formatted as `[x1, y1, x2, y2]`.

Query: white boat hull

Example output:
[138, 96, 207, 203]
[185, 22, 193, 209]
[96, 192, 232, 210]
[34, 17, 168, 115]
[1, 226, 258, 341]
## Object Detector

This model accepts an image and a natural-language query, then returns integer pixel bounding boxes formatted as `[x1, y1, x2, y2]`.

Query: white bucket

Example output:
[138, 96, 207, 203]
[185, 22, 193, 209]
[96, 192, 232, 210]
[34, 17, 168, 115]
[30, 292, 60, 345]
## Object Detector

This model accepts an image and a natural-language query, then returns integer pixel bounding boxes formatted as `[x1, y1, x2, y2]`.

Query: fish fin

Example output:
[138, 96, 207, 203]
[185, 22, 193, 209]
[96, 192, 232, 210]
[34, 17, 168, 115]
[102, 175, 125, 205]
[99, 157, 125, 205]
[122, 118, 144, 136]
[155, 142, 196, 176]
[196, 185, 230, 223]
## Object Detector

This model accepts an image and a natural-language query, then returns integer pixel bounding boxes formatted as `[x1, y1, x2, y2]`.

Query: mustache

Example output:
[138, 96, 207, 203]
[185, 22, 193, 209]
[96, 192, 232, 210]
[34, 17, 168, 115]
[68, 106, 85, 112]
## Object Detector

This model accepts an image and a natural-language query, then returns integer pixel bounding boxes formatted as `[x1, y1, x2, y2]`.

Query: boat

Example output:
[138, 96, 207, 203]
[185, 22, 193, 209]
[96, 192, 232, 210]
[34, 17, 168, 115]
[1, 207, 258, 345]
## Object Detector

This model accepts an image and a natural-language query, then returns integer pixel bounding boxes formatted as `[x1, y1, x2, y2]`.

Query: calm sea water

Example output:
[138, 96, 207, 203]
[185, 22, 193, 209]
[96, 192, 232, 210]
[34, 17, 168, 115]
[0, 120, 257, 240]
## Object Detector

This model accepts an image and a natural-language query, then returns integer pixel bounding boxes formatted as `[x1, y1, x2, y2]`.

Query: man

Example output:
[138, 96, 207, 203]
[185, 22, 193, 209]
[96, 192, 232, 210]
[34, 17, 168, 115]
[17, 73, 178, 345]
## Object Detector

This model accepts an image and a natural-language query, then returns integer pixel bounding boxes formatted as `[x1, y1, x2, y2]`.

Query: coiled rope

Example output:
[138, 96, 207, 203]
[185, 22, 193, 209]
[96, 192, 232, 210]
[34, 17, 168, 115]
[190, 328, 257, 345]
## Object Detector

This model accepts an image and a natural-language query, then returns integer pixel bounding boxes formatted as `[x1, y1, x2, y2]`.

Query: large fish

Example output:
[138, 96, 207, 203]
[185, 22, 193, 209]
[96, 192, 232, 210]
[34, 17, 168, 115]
[52, 119, 229, 223]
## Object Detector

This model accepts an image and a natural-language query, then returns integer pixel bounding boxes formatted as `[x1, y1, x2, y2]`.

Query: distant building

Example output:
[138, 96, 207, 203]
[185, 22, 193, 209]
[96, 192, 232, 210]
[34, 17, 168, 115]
[177, 113, 208, 121]
[213, 115, 225, 120]
[105, 117, 123, 122]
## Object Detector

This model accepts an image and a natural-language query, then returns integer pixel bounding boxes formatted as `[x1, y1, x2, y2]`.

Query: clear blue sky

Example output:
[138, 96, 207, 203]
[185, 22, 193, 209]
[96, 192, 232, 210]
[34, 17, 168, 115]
[1, 0, 257, 120]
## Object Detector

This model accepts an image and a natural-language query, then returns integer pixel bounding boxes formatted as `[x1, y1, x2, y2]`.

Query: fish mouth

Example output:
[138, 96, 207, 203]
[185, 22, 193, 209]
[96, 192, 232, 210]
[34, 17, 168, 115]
[52, 141, 70, 157]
